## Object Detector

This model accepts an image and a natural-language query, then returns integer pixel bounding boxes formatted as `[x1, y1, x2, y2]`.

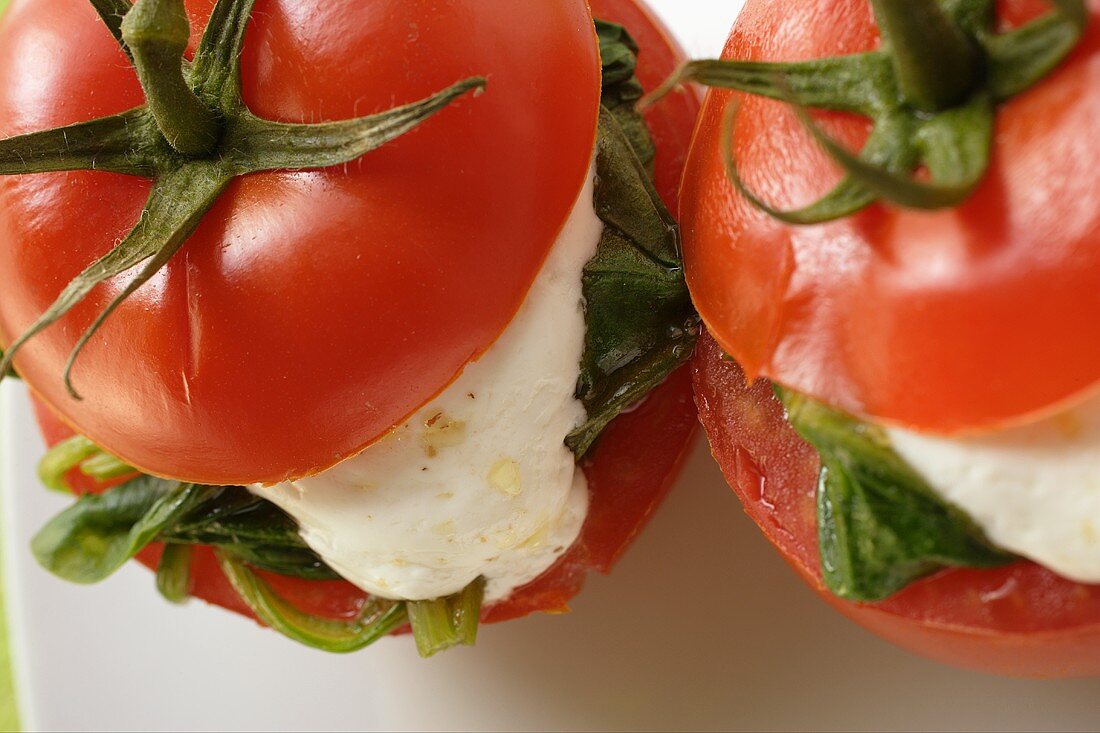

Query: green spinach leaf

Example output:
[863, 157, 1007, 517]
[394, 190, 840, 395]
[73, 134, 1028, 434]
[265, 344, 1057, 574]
[596, 19, 655, 171]
[568, 109, 697, 456]
[36, 435, 100, 494]
[407, 577, 485, 658]
[31, 475, 200, 584]
[32, 475, 336, 584]
[166, 486, 339, 580]
[778, 388, 1015, 602]
[569, 22, 698, 457]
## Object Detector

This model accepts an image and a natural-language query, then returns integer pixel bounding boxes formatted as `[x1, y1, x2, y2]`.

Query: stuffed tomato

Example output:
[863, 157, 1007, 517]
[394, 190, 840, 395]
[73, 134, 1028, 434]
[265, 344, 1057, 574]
[0, 0, 700, 656]
[674, 0, 1100, 676]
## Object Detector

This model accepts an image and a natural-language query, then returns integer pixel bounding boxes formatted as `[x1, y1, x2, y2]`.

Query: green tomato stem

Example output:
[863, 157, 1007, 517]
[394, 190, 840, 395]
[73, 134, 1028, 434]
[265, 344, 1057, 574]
[120, 0, 221, 156]
[0, 0, 484, 396]
[870, 0, 979, 112]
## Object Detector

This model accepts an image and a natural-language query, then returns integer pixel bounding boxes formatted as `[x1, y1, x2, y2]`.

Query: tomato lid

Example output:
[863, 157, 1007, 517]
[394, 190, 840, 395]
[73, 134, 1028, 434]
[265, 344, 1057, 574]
[0, 0, 602, 484]
[680, 0, 1100, 434]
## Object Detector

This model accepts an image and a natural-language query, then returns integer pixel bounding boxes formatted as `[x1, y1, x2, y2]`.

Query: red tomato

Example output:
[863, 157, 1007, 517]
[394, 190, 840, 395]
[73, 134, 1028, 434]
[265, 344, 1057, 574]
[28, 0, 701, 630]
[0, 0, 601, 485]
[694, 332, 1100, 678]
[680, 0, 1100, 435]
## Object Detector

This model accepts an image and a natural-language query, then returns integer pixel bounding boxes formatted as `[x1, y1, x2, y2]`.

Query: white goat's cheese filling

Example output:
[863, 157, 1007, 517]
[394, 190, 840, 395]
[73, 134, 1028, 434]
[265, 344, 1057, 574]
[888, 390, 1100, 583]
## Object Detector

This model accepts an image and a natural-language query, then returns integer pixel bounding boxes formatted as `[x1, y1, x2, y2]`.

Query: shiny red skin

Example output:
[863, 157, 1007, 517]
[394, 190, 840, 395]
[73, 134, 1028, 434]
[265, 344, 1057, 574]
[29, 0, 701, 630]
[680, 0, 1100, 435]
[0, 0, 601, 485]
[694, 332, 1100, 678]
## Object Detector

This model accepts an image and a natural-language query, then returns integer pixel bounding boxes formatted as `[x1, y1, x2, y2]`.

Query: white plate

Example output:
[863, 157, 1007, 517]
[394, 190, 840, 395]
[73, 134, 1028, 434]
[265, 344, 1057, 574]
[5, 2, 1100, 731]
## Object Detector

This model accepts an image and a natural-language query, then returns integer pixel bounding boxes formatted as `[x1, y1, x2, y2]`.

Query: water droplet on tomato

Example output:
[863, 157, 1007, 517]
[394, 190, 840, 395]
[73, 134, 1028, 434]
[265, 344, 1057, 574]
[734, 446, 773, 511]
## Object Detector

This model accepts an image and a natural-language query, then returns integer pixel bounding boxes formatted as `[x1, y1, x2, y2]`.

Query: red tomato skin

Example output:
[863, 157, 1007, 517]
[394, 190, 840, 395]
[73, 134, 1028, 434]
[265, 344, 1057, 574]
[0, 0, 602, 486]
[693, 332, 1100, 678]
[25, 0, 701, 630]
[680, 0, 1100, 436]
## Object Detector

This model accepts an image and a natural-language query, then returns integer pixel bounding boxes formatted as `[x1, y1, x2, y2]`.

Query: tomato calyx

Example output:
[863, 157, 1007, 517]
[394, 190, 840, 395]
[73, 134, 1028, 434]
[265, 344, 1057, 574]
[0, 0, 484, 399]
[645, 0, 1087, 224]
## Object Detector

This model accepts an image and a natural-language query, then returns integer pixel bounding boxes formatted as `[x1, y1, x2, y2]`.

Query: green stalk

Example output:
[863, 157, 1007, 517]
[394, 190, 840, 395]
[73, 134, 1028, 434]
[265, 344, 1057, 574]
[120, 0, 220, 156]
[870, 0, 979, 111]
[408, 578, 485, 658]
[217, 552, 408, 653]
[37, 435, 98, 494]
[407, 597, 461, 658]
[452, 577, 484, 646]
[155, 543, 193, 603]
[79, 451, 136, 482]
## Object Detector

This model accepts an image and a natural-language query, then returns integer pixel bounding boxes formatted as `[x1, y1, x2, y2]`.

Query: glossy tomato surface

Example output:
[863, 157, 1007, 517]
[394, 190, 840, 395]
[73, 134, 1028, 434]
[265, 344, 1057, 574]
[0, 0, 601, 485]
[680, 0, 1100, 435]
[694, 332, 1100, 678]
[29, 0, 701, 629]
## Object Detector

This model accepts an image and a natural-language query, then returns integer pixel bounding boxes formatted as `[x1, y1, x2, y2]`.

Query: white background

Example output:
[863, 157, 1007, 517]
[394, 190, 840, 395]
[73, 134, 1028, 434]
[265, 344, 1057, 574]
[4, 1, 1100, 731]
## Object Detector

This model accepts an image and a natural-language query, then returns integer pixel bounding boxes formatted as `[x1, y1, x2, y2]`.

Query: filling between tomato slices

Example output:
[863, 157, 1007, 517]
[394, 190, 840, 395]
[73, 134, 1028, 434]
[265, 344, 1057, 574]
[884, 392, 1100, 586]
[774, 383, 1100, 603]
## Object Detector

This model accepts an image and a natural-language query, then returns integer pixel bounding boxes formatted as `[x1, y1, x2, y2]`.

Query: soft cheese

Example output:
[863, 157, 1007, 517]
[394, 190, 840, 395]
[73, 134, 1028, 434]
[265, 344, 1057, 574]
[888, 391, 1100, 583]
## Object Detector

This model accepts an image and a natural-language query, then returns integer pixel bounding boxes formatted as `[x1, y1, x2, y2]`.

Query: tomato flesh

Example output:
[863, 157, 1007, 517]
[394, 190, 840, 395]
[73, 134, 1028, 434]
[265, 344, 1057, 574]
[694, 332, 1100, 677]
[680, 0, 1100, 435]
[0, 0, 601, 485]
[26, 0, 701, 630]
